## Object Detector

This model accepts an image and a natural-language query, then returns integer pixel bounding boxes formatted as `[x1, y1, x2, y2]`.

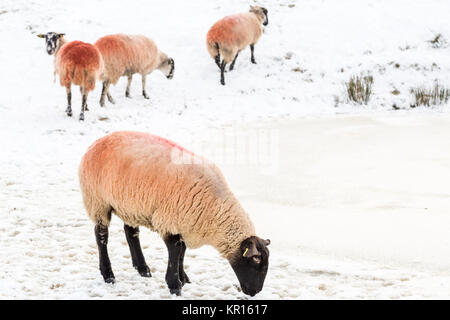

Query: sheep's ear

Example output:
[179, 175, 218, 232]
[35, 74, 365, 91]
[37, 34, 46, 38]
[264, 239, 270, 246]
[58, 33, 65, 38]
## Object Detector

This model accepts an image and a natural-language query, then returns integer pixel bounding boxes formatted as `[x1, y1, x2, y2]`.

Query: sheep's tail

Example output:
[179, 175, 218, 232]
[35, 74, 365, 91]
[59, 63, 96, 92]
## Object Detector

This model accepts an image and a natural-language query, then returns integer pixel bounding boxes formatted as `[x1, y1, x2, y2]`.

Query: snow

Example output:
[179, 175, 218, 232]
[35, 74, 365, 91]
[1, 0, 449, 299]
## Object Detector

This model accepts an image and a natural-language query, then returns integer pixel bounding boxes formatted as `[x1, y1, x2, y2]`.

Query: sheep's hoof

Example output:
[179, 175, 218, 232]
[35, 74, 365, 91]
[99, 100, 105, 107]
[107, 94, 116, 104]
[251, 59, 257, 64]
[143, 92, 150, 99]
[169, 288, 181, 296]
[104, 277, 115, 284]
[79, 113, 85, 121]
[220, 81, 225, 86]
[101, 267, 115, 283]
[136, 265, 152, 278]
[85, 105, 89, 111]
[125, 92, 131, 98]
[180, 272, 191, 286]
[66, 108, 72, 117]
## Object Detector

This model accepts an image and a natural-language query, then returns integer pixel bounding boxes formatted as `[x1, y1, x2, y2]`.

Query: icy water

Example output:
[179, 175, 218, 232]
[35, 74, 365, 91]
[195, 114, 450, 273]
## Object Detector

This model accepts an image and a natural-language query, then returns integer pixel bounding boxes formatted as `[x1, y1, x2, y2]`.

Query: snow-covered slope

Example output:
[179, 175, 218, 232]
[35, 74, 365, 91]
[0, 0, 449, 299]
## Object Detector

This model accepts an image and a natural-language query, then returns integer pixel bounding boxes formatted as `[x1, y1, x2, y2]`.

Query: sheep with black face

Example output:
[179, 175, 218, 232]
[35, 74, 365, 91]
[94, 34, 175, 106]
[37, 32, 103, 121]
[206, 6, 269, 85]
[79, 131, 270, 296]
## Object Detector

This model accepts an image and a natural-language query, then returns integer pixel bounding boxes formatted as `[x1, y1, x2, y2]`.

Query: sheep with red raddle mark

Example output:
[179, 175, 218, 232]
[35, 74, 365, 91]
[94, 34, 174, 106]
[79, 131, 270, 296]
[206, 6, 268, 85]
[37, 32, 103, 121]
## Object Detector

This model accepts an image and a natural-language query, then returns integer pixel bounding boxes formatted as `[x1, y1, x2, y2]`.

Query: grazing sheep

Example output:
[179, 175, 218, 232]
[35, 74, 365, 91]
[79, 131, 270, 296]
[206, 5, 268, 85]
[37, 32, 103, 121]
[94, 34, 175, 107]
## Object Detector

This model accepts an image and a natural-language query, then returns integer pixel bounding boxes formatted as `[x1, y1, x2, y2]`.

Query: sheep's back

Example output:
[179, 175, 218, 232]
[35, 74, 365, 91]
[55, 41, 103, 90]
[79, 131, 231, 236]
[124, 35, 159, 74]
[95, 34, 159, 83]
[95, 35, 130, 84]
[207, 13, 262, 51]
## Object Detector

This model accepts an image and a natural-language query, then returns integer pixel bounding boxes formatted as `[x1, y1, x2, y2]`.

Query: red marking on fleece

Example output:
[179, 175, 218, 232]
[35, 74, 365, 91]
[148, 134, 196, 157]
[206, 13, 247, 46]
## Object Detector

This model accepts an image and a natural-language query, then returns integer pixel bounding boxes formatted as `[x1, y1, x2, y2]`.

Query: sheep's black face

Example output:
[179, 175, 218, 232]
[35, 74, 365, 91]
[230, 236, 270, 296]
[37, 32, 65, 55]
[167, 58, 175, 79]
[262, 8, 269, 26]
[159, 57, 175, 79]
[250, 5, 269, 26]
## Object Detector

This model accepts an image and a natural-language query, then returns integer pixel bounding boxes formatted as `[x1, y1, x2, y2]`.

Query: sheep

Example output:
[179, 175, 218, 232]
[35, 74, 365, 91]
[79, 131, 271, 296]
[93, 34, 175, 107]
[206, 5, 268, 85]
[37, 32, 103, 121]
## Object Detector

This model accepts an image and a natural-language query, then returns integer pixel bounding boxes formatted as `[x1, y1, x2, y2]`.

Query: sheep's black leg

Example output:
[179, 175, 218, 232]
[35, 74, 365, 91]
[220, 60, 227, 86]
[100, 81, 115, 106]
[65, 86, 72, 117]
[124, 224, 151, 277]
[106, 91, 115, 104]
[106, 80, 115, 104]
[80, 87, 89, 111]
[100, 81, 107, 107]
[79, 92, 87, 121]
[95, 224, 115, 283]
[178, 241, 190, 286]
[142, 75, 149, 99]
[125, 75, 132, 98]
[229, 53, 239, 71]
[250, 44, 256, 64]
[214, 42, 221, 69]
[163, 234, 183, 295]
[215, 54, 221, 69]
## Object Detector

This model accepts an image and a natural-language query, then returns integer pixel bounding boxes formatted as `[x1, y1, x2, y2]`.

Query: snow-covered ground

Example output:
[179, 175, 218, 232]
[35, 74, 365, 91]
[1, 0, 450, 299]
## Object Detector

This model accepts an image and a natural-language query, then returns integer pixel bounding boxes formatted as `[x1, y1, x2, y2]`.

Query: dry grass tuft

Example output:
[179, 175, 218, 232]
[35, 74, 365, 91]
[345, 74, 374, 105]
[410, 83, 450, 107]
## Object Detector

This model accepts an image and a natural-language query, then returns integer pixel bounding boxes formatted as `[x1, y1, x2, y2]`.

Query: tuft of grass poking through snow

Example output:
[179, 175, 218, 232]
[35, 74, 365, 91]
[410, 83, 450, 107]
[345, 74, 374, 105]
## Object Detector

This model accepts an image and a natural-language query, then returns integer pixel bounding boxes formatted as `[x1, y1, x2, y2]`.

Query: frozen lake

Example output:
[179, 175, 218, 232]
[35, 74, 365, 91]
[210, 114, 450, 274]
